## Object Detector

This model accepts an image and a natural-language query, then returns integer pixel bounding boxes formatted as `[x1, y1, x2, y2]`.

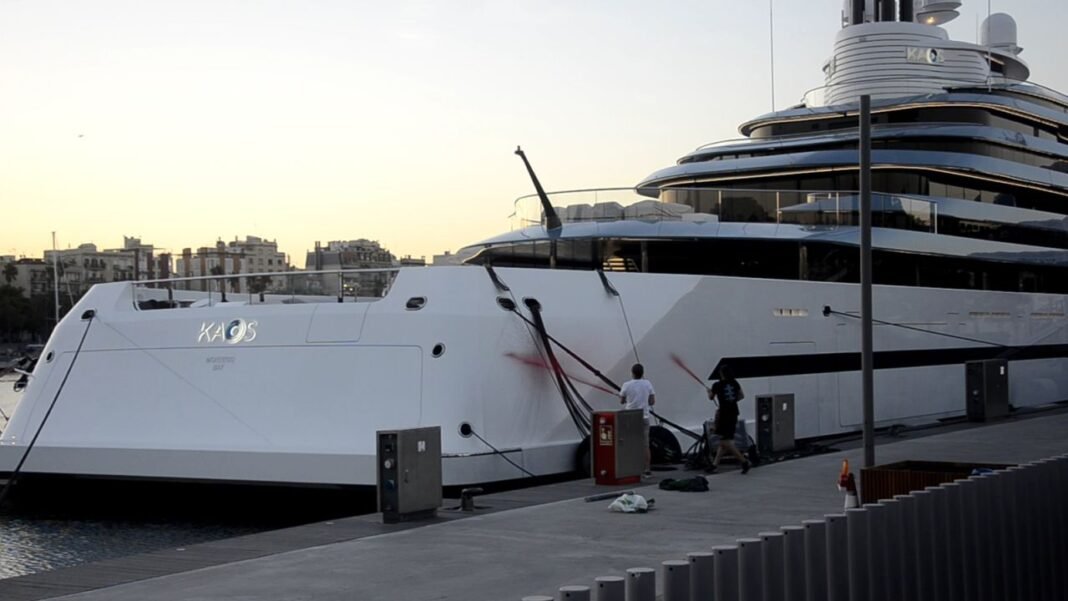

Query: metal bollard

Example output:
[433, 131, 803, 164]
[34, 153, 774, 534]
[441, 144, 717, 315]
[661, 560, 689, 601]
[801, 520, 827, 601]
[625, 567, 655, 601]
[1051, 457, 1068, 594]
[738, 538, 763, 601]
[1031, 461, 1055, 601]
[940, 482, 965, 601]
[911, 489, 936, 601]
[760, 531, 785, 601]
[1043, 457, 1063, 599]
[780, 526, 806, 601]
[969, 475, 993, 601]
[956, 478, 981, 601]
[558, 585, 591, 601]
[894, 494, 919, 600]
[1022, 462, 1044, 601]
[688, 552, 715, 601]
[924, 486, 950, 601]
[845, 508, 870, 601]
[984, 473, 1008, 601]
[879, 498, 904, 601]
[593, 576, 624, 601]
[713, 545, 740, 601]
[1052, 456, 1068, 593]
[1002, 467, 1025, 601]
[1024, 462, 1047, 601]
[1055, 459, 1063, 580]
[863, 503, 887, 601]
[1014, 465, 1033, 601]
[824, 514, 848, 601]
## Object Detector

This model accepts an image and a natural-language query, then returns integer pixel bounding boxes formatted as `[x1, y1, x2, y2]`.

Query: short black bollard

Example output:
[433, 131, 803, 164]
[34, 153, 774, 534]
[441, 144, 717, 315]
[460, 487, 484, 511]
[625, 567, 655, 601]
[780, 526, 806, 601]
[593, 576, 624, 601]
[688, 552, 715, 601]
[802, 519, 828, 601]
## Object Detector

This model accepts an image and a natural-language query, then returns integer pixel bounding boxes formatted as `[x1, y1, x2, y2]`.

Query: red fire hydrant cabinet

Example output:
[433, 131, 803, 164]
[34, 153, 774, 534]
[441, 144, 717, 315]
[592, 409, 646, 485]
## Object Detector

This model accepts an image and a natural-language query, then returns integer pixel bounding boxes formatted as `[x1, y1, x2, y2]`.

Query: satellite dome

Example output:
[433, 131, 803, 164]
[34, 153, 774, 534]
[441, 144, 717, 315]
[981, 13, 1023, 55]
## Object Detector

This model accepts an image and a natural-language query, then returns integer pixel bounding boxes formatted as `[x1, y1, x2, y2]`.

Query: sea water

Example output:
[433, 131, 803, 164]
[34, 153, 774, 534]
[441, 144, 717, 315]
[0, 379, 267, 579]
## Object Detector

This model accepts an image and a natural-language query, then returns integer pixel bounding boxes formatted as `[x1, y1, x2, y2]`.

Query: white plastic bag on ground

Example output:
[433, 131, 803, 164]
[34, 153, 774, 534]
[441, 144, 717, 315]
[608, 493, 649, 513]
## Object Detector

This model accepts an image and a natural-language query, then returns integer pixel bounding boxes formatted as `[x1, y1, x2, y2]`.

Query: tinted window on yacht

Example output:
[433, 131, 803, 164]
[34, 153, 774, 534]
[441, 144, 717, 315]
[870, 139, 1066, 172]
[471, 238, 1068, 294]
[802, 243, 1068, 293]
[691, 139, 1067, 174]
[663, 178, 1068, 249]
[750, 106, 1061, 140]
[802, 243, 858, 283]
[695, 171, 1067, 216]
[937, 217, 1068, 250]
[923, 173, 1066, 214]
[643, 239, 801, 279]
[985, 90, 1068, 113]
[471, 239, 600, 270]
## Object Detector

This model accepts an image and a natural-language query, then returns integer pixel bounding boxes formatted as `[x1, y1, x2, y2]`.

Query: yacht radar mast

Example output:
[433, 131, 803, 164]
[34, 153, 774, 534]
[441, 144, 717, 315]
[514, 147, 562, 232]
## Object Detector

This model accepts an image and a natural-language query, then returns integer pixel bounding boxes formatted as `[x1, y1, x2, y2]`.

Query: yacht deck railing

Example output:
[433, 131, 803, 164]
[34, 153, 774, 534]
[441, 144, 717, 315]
[510, 187, 937, 234]
[129, 267, 405, 311]
[691, 122, 957, 153]
[799, 75, 1068, 110]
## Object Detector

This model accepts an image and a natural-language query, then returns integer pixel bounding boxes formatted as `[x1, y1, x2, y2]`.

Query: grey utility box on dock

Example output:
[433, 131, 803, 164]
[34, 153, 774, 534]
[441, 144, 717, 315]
[965, 359, 1008, 422]
[377, 426, 442, 523]
[756, 394, 795, 455]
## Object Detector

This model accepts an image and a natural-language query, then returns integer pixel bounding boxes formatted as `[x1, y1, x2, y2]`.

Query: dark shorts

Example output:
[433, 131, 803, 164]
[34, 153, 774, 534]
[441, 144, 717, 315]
[715, 411, 738, 439]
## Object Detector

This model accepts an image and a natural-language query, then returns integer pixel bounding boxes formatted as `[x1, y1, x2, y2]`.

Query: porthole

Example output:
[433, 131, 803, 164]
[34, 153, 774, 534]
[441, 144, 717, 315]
[497, 297, 516, 311]
[406, 297, 427, 310]
[432, 343, 446, 358]
[45, 351, 53, 363]
[458, 422, 473, 438]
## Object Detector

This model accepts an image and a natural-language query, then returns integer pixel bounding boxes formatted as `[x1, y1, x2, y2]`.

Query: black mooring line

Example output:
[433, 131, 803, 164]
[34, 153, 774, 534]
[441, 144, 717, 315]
[0, 310, 96, 510]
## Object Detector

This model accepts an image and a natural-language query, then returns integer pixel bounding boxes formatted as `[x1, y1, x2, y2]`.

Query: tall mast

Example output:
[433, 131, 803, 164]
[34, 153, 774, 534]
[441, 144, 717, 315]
[769, 0, 776, 112]
[52, 231, 60, 326]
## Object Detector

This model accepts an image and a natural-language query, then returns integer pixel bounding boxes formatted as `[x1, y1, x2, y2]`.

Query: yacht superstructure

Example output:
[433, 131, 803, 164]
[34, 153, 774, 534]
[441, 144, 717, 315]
[2, 0, 1066, 490]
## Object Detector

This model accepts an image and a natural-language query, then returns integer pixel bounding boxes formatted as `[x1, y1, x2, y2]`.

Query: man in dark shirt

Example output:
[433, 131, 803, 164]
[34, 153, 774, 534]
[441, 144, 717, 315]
[707, 364, 751, 474]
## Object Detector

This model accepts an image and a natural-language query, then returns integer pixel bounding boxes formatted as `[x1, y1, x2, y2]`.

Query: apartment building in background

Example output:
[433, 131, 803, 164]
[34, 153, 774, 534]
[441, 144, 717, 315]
[305, 239, 397, 298]
[176, 236, 288, 293]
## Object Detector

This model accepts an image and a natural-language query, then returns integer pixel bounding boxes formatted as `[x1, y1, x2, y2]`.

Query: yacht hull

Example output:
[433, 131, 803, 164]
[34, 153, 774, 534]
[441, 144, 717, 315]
[2, 266, 1065, 487]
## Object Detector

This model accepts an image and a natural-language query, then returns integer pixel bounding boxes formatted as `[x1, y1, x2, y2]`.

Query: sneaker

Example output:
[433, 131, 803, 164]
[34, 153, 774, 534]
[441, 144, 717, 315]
[741, 461, 751, 475]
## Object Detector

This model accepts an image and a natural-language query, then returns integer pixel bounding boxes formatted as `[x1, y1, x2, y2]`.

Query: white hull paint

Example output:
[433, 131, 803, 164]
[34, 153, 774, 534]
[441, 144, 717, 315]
[2, 265, 1065, 486]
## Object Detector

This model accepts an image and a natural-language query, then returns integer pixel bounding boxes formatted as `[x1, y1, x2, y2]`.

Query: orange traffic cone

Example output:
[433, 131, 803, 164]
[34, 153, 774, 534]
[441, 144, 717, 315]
[838, 459, 859, 509]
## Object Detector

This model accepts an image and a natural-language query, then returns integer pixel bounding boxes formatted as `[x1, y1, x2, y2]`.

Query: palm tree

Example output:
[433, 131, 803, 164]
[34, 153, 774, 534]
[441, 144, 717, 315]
[209, 265, 227, 302]
[2, 262, 16, 285]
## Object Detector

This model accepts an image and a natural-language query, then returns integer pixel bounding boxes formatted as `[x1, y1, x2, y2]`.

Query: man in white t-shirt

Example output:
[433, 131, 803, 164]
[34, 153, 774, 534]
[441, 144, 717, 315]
[619, 363, 656, 476]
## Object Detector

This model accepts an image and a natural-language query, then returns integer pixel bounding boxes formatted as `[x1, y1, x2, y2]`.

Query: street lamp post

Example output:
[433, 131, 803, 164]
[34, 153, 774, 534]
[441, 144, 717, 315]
[860, 95, 875, 468]
[51, 232, 60, 326]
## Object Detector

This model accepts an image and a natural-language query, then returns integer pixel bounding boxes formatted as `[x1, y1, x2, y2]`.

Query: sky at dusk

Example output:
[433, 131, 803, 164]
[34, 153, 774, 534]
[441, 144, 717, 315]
[1, 0, 1065, 264]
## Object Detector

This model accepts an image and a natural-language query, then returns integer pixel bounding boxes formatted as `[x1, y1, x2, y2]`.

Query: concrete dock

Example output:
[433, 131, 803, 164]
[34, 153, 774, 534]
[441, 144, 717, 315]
[2, 408, 1067, 600]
